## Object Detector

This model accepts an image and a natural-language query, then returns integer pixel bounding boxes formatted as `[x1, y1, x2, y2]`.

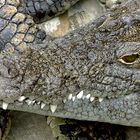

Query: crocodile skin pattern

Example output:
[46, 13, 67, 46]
[0, 0, 42, 53]
[22, 0, 80, 23]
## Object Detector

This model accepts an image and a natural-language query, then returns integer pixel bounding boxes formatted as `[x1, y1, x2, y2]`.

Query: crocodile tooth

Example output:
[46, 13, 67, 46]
[90, 97, 95, 102]
[68, 94, 72, 100]
[41, 102, 46, 109]
[86, 94, 91, 99]
[25, 99, 32, 105]
[32, 100, 36, 104]
[50, 105, 57, 113]
[72, 96, 76, 101]
[77, 90, 83, 99]
[99, 98, 103, 102]
[18, 96, 26, 102]
[37, 101, 41, 105]
[63, 99, 66, 103]
[2, 102, 8, 110]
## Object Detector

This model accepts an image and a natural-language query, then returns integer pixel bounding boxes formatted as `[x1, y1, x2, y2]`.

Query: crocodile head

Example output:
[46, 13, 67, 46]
[0, 0, 140, 127]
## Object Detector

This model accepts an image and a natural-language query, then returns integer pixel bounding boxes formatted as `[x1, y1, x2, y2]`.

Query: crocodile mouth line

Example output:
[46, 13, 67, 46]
[0, 91, 139, 127]
[0, 90, 137, 112]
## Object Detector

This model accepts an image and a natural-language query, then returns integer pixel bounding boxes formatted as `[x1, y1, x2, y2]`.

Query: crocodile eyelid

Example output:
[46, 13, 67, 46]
[118, 53, 139, 64]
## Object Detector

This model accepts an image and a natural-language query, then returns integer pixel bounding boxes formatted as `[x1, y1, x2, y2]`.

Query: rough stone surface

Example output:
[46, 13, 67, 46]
[7, 111, 54, 140]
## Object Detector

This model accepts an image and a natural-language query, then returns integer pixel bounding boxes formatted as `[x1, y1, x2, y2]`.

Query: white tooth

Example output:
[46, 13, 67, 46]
[25, 99, 32, 105]
[68, 94, 72, 100]
[99, 98, 103, 102]
[72, 96, 75, 101]
[50, 105, 57, 113]
[86, 94, 91, 99]
[2, 102, 8, 110]
[77, 90, 83, 99]
[63, 99, 66, 103]
[90, 97, 95, 102]
[41, 102, 46, 109]
[32, 100, 36, 104]
[37, 101, 41, 105]
[18, 96, 26, 102]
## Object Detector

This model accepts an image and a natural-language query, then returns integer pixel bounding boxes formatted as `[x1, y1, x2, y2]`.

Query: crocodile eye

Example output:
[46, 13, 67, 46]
[118, 53, 139, 64]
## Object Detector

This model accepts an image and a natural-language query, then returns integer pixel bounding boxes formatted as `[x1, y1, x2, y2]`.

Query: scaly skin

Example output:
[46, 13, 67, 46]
[0, 0, 140, 128]
[21, 0, 80, 23]
[0, 0, 46, 52]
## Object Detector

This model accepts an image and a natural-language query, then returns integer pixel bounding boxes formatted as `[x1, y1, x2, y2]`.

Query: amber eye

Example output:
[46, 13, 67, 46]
[118, 53, 139, 64]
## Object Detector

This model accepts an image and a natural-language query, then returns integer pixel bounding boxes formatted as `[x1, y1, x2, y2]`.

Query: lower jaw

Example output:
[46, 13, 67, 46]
[1, 93, 140, 127]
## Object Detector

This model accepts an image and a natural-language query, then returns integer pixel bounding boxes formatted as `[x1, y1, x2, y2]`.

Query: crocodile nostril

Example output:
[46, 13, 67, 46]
[118, 53, 139, 64]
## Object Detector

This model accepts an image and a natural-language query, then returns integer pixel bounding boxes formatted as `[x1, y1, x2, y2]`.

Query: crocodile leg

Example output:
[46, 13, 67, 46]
[21, 0, 80, 23]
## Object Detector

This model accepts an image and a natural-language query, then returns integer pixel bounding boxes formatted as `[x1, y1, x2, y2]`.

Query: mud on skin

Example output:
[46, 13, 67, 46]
[0, 0, 140, 127]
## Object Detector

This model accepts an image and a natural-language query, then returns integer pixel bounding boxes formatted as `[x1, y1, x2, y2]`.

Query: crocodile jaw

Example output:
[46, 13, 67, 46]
[1, 92, 139, 127]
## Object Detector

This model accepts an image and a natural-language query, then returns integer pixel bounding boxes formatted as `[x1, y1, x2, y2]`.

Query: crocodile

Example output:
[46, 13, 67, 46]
[21, 0, 80, 23]
[0, 0, 140, 138]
